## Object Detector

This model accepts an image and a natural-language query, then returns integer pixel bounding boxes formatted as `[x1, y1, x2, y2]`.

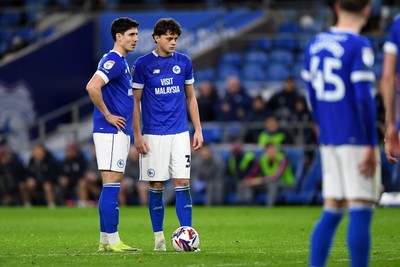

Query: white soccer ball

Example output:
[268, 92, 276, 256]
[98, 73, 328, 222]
[171, 226, 200, 252]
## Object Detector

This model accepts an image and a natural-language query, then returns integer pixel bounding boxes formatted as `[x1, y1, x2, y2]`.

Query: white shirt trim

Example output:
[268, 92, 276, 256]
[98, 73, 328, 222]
[132, 82, 144, 89]
[383, 42, 398, 55]
[185, 78, 195, 85]
[95, 70, 109, 84]
[351, 71, 375, 83]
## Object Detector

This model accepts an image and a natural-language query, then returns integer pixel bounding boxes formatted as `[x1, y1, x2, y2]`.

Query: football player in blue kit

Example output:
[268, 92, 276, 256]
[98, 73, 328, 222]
[382, 14, 400, 163]
[86, 17, 139, 253]
[302, 1, 381, 266]
[132, 18, 203, 252]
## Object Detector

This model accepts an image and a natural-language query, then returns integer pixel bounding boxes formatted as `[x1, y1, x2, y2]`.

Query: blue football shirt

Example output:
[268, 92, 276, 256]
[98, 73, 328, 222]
[132, 51, 195, 135]
[302, 28, 378, 146]
[93, 50, 133, 135]
[383, 14, 400, 80]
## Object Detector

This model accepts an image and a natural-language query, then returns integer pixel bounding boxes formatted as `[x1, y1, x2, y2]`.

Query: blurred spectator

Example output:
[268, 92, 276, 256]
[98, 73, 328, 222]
[77, 144, 101, 208]
[21, 143, 59, 207]
[123, 145, 148, 206]
[57, 142, 87, 205]
[288, 97, 318, 165]
[197, 80, 219, 122]
[244, 95, 273, 142]
[191, 143, 226, 206]
[216, 75, 252, 121]
[225, 141, 256, 201]
[241, 143, 295, 207]
[257, 115, 293, 147]
[0, 137, 26, 206]
[268, 76, 306, 122]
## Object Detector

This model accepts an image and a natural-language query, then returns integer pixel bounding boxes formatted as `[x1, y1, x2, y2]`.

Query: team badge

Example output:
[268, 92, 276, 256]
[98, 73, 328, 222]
[103, 60, 115, 70]
[173, 65, 181, 74]
[117, 159, 125, 168]
[361, 47, 374, 68]
[147, 168, 155, 177]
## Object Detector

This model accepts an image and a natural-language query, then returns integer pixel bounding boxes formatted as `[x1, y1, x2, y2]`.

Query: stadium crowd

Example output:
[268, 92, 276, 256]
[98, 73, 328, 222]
[0, 72, 390, 207]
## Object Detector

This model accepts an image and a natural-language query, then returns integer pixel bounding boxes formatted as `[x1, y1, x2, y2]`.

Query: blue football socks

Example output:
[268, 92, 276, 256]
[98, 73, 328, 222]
[310, 208, 344, 267]
[99, 183, 120, 234]
[348, 205, 373, 267]
[149, 187, 165, 232]
[175, 185, 192, 227]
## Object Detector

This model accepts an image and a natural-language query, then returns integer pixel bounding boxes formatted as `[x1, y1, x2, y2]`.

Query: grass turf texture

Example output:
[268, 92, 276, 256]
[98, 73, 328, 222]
[0, 206, 399, 266]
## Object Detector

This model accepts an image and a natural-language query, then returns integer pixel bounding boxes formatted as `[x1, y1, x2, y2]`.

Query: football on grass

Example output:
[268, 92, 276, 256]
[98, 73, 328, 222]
[171, 226, 200, 252]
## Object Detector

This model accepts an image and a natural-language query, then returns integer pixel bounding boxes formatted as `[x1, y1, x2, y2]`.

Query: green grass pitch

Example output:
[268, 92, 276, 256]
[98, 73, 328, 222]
[0, 206, 399, 266]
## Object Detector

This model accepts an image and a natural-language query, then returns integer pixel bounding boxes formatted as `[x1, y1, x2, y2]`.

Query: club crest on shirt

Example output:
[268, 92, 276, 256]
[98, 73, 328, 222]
[147, 168, 155, 177]
[117, 159, 125, 168]
[103, 60, 115, 70]
[172, 65, 181, 74]
[362, 47, 374, 67]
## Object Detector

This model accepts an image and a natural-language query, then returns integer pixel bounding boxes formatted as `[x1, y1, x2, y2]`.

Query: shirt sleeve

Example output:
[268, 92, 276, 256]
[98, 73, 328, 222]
[350, 41, 378, 146]
[383, 17, 400, 55]
[184, 55, 195, 85]
[96, 56, 123, 84]
[131, 59, 145, 89]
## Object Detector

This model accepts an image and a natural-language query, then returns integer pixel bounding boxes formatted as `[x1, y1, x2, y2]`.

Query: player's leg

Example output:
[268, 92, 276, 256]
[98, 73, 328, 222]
[174, 178, 192, 226]
[149, 181, 166, 251]
[94, 132, 138, 252]
[171, 132, 192, 227]
[43, 181, 56, 208]
[310, 146, 345, 267]
[140, 134, 170, 251]
[342, 146, 381, 267]
[310, 199, 345, 267]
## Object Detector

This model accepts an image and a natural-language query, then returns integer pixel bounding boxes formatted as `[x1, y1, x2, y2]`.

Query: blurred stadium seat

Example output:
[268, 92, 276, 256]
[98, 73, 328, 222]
[243, 51, 269, 64]
[219, 52, 242, 66]
[241, 62, 267, 81]
[266, 62, 293, 82]
[217, 62, 241, 81]
[201, 125, 223, 143]
[269, 48, 294, 65]
[246, 37, 273, 52]
[277, 22, 301, 34]
[273, 34, 298, 51]
[282, 150, 322, 205]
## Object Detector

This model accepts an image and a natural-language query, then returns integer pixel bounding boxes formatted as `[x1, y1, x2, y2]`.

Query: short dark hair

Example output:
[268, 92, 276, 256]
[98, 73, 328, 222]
[111, 17, 139, 42]
[152, 18, 182, 39]
[336, 0, 371, 13]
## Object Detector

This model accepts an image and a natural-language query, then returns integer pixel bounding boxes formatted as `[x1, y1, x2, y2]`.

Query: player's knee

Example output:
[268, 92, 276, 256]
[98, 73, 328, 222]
[174, 179, 189, 187]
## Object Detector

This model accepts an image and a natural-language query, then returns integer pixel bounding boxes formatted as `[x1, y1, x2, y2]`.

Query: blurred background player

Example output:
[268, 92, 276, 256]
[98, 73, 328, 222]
[301, 0, 381, 266]
[132, 18, 203, 252]
[382, 13, 400, 163]
[122, 145, 148, 206]
[86, 17, 139, 253]
[22, 143, 59, 207]
[242, 142, 294, 207]
[57, 141, 87, 206]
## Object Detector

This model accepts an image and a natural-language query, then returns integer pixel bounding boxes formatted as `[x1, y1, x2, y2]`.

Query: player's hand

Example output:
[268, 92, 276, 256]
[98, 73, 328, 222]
[358, 147, 377, 177]
[384, 124, 400, 163]
[105, 114, 126, 131]
[134, 135, 150, 155]
[192, 130, 204, 151]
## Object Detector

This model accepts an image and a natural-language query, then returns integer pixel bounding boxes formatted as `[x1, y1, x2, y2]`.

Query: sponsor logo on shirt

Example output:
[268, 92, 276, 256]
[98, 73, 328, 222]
[362, 47, 374, 67]
[103, 60, 115, 70]
[155, 77, 180, 94]
[153, 69, 160, 74]
[172, 65, 181, 74]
